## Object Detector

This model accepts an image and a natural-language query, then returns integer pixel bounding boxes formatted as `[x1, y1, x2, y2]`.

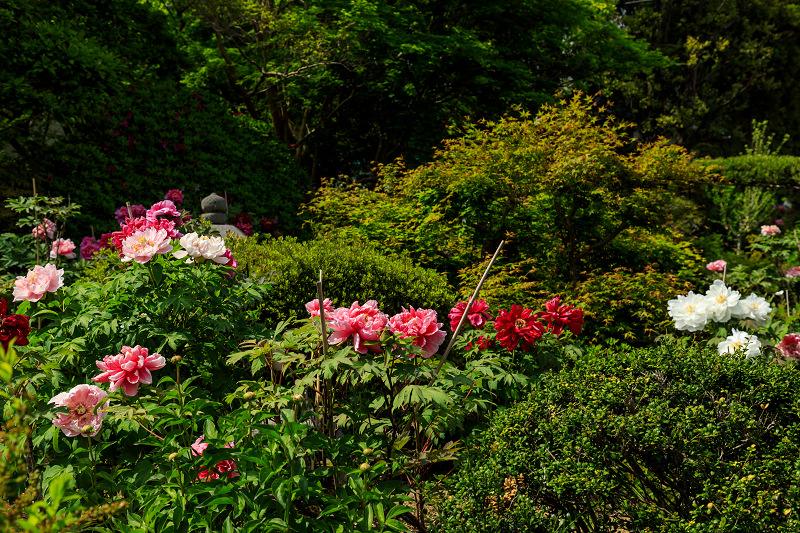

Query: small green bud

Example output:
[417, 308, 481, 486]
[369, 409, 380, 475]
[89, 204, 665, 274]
[292, 393, 304, 401]
[171, 355, 182, 364]
[80, 425, 94, 435]
[168, 452, 179, 461]
[362, 448, 373, 456]
[243, 391, 255, 400]
[379, 329, 392, 343]
[359, 462, 372, 472]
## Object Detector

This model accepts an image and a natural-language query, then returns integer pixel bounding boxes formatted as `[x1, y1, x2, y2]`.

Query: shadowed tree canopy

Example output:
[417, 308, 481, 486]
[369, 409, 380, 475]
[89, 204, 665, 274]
[170, 0, 664, 180]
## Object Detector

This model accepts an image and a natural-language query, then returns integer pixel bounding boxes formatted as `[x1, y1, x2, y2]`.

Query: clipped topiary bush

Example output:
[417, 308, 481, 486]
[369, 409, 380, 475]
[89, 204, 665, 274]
[435, 341, 800, 532]
[228, 233, 456, 326]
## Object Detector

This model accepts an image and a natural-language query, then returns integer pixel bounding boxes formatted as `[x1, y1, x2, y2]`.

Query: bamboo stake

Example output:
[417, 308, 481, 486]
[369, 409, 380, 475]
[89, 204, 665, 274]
[431, 240, 504, 381]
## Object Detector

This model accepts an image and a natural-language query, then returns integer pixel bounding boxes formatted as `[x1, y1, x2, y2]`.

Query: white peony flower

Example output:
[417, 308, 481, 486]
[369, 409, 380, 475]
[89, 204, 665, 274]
[704, 280, 741, 323]
[732, 293, 772, 325]
[667, 292, 709, 332]
[718, 329, 762, 359]
[173, 232, 229, 264]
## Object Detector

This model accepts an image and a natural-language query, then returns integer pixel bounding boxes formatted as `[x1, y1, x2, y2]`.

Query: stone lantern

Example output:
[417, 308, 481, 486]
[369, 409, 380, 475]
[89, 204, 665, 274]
[200, 193, 245, 238]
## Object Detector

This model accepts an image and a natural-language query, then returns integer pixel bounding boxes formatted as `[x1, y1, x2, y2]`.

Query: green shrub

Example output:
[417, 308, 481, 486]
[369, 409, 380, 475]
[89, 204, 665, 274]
[435, 341, 800, 532]
[228, 233, 456, 326]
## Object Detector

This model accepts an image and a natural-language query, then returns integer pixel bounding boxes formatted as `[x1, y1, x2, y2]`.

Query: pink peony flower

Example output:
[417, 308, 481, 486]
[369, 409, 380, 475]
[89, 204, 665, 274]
[93, 345, 166, 396]
[164, 189, 184, 206]
[49, 384, 109, 437]
[31, 219, 56, 240]
[786, 267, 800, 279]
[112, 217, 181, 255]
[220, 249, 237, 278]
[50, 238, 77, 259]
[537, 296, 585, 336]
[120, 228, 173, 264]
[706, 260, 727, 272]
[12, 263, 64, 302]
[305, 298, 334, 319]
[115, 204, 146, 225]
[388, 306, 446, 358]
[327, 301, 389, 354]
[80, 236, 101, 260]
[146, 200, 181, 222]
[761, 225, 781, 236]
[776, 218, 785, 226]
[191, 435, 239, 481]
[776, 334, 800, 359]
[448, 299, 492, 331]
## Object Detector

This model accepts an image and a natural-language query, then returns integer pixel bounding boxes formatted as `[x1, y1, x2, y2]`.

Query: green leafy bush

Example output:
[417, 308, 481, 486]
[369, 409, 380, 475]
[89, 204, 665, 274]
[434, 341, 800, 532]
[227, 233, 456, 327]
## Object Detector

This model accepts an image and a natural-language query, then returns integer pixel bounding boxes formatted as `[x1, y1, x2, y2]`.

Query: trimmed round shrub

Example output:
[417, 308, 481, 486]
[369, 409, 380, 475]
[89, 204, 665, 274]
[228, 233, 456, 327]
[435, 341, 800, 532]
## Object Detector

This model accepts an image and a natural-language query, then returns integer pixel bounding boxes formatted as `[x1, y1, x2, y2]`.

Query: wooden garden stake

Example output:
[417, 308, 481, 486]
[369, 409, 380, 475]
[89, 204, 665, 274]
[432, 240, 504, 381]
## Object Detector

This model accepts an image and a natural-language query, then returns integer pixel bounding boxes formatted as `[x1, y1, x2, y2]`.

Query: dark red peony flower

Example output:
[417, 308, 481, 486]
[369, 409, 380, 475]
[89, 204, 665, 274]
[538, 297, 584, 336]
[493, 305, 543, 352]
[0, 298, 31, 350]
[466, 335, 494, 351]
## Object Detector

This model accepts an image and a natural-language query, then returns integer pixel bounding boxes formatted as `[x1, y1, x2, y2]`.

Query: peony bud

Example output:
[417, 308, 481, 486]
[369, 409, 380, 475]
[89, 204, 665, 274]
[171, 355, 182, 364]
[362, 448, 373, 456]
[168, 452, 179, 461]
[359, 462, 372, 472]
[243, 391, 255, 400]
[292, 393, 304, 401]
[81, 425, 94, 435]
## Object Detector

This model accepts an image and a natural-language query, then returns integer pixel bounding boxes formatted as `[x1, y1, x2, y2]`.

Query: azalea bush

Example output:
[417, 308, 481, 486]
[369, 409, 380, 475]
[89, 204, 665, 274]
[435, 340, 800, 532]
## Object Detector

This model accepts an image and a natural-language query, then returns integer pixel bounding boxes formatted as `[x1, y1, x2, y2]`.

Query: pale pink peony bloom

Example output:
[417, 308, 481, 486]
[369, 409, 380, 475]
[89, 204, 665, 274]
[173, 233, 229, 264]
[448, 299, 492, 331]
[31, 219, 56, 240]
[777, 334, 800, 359]
[146, 200, 181, 222]
[305, 298, 334, 319]
[50, 238, 77, 259]
[49, 384, 109, 437]
[12, 263, 64, 302]
[388, 306, 447, 358]
[706, 260, 727, 272]
[786, 266, 800, 279]
[93, 345, 166, 396]
[120, 228, 173, 264]
[327, 300, 389, 354]
[191, 435, 239, 481]
[761, 225, 781, 236]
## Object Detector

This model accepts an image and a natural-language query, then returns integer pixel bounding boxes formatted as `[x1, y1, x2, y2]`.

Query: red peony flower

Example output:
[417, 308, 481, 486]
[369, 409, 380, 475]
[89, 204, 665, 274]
[776, 334, 800, 359]
[466, 335, 494, 351]
[191, 435, 239, 481]
[537, 296, 585, 336]
[0, 298, 31, 350]
[448, 299, 492, 331]
[493, 305, 543, 352]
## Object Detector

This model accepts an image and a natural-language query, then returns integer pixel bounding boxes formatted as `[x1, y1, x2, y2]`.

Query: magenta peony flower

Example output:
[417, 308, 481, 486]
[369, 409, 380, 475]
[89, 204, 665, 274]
[537, 296, 585, 336]
[80, 236, 101, 260]
[164, 189, 184, 205]
[305, 298, 334, 319]
[120, 228, 173, 264]
[0, 298, 31, 350]
[49, 384, 109, 437]
[706, 260, 727, 272]
[220, 249, 237, 278]
[112, 217, 181, 255]
[761, 225, 781, 236]
[146, 200, 181, 222]
[12, 263, 64, 302]
[448, 299, 492, 331]
[776, 218, 785, 226]
[327, 301, 389, 354]
[93, 345, 166, 396]
[777, 334, 800, 359]
[388, 306, 446, 358]
[31, 219, 56, 241]
[191, 435, 239, 481]
[50, 238, 77, 259]
[786, 266, 800, 279]
[115, 204, 147, 225]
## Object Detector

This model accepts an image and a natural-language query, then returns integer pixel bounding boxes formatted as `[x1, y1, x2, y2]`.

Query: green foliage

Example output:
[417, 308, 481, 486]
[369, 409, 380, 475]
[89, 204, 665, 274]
[174, 0, 663, 176]
[435, 340, 800, 532]
[615, 0, 800, 156]
[698, 156, 800, 187]
[227, 233, 456, 327]
[307, 93, 709, 292]
[12, 82, 307, 240]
